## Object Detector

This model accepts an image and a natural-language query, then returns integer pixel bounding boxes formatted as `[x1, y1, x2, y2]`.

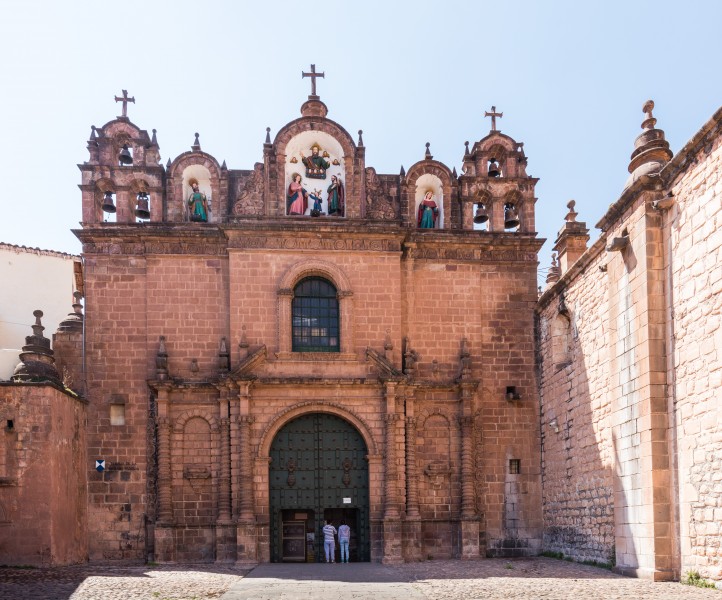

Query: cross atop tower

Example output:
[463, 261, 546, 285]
[115, 89, 135, 118]
[484, 105, 503, 132]
[302, 64, 325, 98]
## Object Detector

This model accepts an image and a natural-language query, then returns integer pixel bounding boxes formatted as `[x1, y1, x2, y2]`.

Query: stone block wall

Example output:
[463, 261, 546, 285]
[0, 384, 87, 566]
[537, 242, 616, 564]
[667, 130, 722, 581]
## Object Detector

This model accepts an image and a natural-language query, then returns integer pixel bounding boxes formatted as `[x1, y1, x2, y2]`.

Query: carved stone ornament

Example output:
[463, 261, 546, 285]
[287, 457, 297, 487]
[342, 457, 352, 487]
[424, 460, 451, 489]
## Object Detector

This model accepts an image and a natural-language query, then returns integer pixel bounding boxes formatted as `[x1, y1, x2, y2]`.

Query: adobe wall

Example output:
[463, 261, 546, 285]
[666, 128, 722, 580]
[0, 383, 87, 566]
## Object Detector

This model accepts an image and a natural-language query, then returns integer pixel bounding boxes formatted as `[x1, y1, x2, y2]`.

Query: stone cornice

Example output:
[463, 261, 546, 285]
[660, 105, 722, 187]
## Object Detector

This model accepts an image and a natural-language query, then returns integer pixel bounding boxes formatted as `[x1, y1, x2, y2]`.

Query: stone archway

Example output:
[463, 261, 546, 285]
[268, 413, 370, 563]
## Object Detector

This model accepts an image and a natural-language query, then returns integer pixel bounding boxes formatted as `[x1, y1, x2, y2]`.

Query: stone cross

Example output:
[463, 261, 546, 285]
[302, 64, 325, 97]
[484, 105, 503, 131]
[115, 89, 135, 118]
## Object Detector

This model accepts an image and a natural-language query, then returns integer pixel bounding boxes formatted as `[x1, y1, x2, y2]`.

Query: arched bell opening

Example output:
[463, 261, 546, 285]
[96, 181, 117, 223]
[115, 136, 134, 167]
[473, 191, 491, 231]
[131, 180, 151, 222]
[268, 413, 370, 563]
[503, 191, 522, 231]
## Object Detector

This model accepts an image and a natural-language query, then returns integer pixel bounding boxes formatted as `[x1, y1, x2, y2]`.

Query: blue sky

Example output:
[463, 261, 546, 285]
[2, 0, 721, 277]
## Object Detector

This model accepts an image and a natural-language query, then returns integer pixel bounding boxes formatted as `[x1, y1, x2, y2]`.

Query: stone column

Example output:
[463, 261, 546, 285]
[383, 381, 403, 564]
[154, 386, 174, 562]
[236, 380, 257, 565]
[403, 414, 422, 561]
[215, 384, 234, 562]
[459, 383, 480, 559]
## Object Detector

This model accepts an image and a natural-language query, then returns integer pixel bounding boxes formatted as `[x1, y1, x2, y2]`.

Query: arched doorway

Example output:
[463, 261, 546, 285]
[269, 413, 370, 562]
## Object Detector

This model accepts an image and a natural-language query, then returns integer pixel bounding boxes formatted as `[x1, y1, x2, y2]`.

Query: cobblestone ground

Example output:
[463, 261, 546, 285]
[0, 558, 720, 600]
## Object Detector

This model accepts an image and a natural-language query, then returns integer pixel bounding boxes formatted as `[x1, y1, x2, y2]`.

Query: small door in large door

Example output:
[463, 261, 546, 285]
[269, 413, 370, 562]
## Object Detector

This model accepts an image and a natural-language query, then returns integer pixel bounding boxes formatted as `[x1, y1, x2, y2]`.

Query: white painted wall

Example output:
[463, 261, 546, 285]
[0, 244, 79, 380]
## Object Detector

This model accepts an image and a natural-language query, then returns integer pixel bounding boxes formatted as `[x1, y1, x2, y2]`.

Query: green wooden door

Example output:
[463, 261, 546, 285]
[269, 413, 369, 562]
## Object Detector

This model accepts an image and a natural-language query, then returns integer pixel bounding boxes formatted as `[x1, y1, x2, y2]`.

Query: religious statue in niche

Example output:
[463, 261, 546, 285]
[417, 190, 439, 228]
[287, 173, 309, 215]
[327, 175, 345, 216]
[188, 179, 210, 222]
[301, 145, 331, 179]
[310, 188, 324, 217]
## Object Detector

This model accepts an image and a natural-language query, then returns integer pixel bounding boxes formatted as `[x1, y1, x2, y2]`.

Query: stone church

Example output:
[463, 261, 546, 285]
[1, 71, 720, 584]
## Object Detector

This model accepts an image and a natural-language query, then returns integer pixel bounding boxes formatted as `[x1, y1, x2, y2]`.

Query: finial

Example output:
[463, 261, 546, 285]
[192, 132, 201, 151]
[302, 63, 325, 97]
[166, 158, 172, 169]
[221, 159, 227, 170]
[464, 141, 470, 158]
[357, 129, 364, 147]
[238, 325, 249, 359]
[484, 105, 503, 132]
[114, 89, 135, 119]
[89, 125, 98, 142]
[265, 127, 271, 144]
[11, 309, 60, 385]
[452, 166, 458, 178]
[641, 99, 657, 130]
[425, 142, 432, 160]
[400, 165, 406, 178]
[546, 252, 560, 285]
[565, 200, 578, 222]
[156, 335, 168, 380]
[219, 337, 230, 373]
[151, 128, 158, 146]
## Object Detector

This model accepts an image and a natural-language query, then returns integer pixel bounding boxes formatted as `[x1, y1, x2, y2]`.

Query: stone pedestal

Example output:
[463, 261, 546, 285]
[235, 523, 259, 566]
[402, 518, 422, 562]
[215, 522, 236, 563]
[460, 519, 480, 559]
[154, 525, 175, 563]
[382, 519, 403, 564]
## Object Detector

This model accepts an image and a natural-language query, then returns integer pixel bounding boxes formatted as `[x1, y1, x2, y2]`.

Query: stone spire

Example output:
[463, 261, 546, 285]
[552, 200, 589, 275]
[12, 310, 61, 385]
[56, 292, 84, 334]
[624, 100, 673, 189]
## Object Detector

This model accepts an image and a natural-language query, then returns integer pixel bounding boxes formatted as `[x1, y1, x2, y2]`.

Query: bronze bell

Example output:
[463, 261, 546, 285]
[488, 158, 500, 177]
[473, 203, 489, 224]
[118, 144, 133, 165]
[101, 191, 116, 213]
[135, 192, 150, 220]
[504, 203, 520, 229]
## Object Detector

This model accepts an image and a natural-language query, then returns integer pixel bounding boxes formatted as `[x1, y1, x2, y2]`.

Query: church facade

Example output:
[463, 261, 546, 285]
[65, 80, 543, 564]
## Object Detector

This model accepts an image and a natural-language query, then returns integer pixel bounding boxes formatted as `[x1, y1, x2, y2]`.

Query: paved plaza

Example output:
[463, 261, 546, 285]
[0, 558, 720, 600]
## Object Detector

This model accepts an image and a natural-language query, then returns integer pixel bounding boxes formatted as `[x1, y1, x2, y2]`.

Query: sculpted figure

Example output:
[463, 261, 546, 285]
[301, 145, 330, 179]
[188, 180, 209, 222]
[327, 175, 345, 216]
[287, 173, 309, 215]
[417, 190, 439, 228]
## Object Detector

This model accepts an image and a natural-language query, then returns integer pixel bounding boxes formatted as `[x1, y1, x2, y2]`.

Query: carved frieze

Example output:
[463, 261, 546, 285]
[83, 241, 227, 256]
[405, 246, 538, 262]
[230, 236, 399, 252]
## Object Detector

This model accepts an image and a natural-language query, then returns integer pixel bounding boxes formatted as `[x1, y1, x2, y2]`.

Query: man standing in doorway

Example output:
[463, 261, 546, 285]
[323, 519, 337, 563]
[338, 519, 351, 563]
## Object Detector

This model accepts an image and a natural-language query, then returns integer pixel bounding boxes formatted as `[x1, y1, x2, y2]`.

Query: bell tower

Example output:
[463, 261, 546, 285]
[79, 90, 164, 225]
[459, 106, 538, 233]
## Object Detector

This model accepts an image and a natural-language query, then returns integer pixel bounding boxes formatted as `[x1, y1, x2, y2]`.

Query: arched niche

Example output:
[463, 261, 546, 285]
[284, 131, 346, 217]
[180, 165, 213, 222]
[414, 173, 444, 229]
[93, 177, 117, 224]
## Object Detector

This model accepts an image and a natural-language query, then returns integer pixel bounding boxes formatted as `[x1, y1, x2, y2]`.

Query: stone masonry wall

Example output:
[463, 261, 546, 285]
[667, 131, 722, 580]
[537, 244, 616, 564]
[0, 384, 87, 566]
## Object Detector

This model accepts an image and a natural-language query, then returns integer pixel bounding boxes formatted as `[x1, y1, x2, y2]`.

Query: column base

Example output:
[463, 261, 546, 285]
[236, 522, 258, 564]
[460, 518, 480, 560]
[382, 519, 403, 564]
[215, 521, 236, 563]
[403, 518, 423, 562]
[154, 524, 175, 563]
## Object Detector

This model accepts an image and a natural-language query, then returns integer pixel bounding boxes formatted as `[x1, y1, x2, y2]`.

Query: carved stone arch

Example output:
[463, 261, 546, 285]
[173, 410, 220, 433]
[272, 116, 363, 218]
[404, 160, 455, 229]
[257, 400, 379, 459]
[277, 259, 354, 354]
[416, 407, 452, 430]
[167, 152, 225, 223]
[279, 258, 353, 293]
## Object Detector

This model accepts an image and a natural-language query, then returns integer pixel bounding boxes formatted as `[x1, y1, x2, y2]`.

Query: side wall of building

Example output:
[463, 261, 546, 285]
[0, 384, 87, 566]
[667, 130, 722, 580]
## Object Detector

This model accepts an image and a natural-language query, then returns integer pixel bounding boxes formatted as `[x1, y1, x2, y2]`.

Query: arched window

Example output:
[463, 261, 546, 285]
[292, 277, 339, 352]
